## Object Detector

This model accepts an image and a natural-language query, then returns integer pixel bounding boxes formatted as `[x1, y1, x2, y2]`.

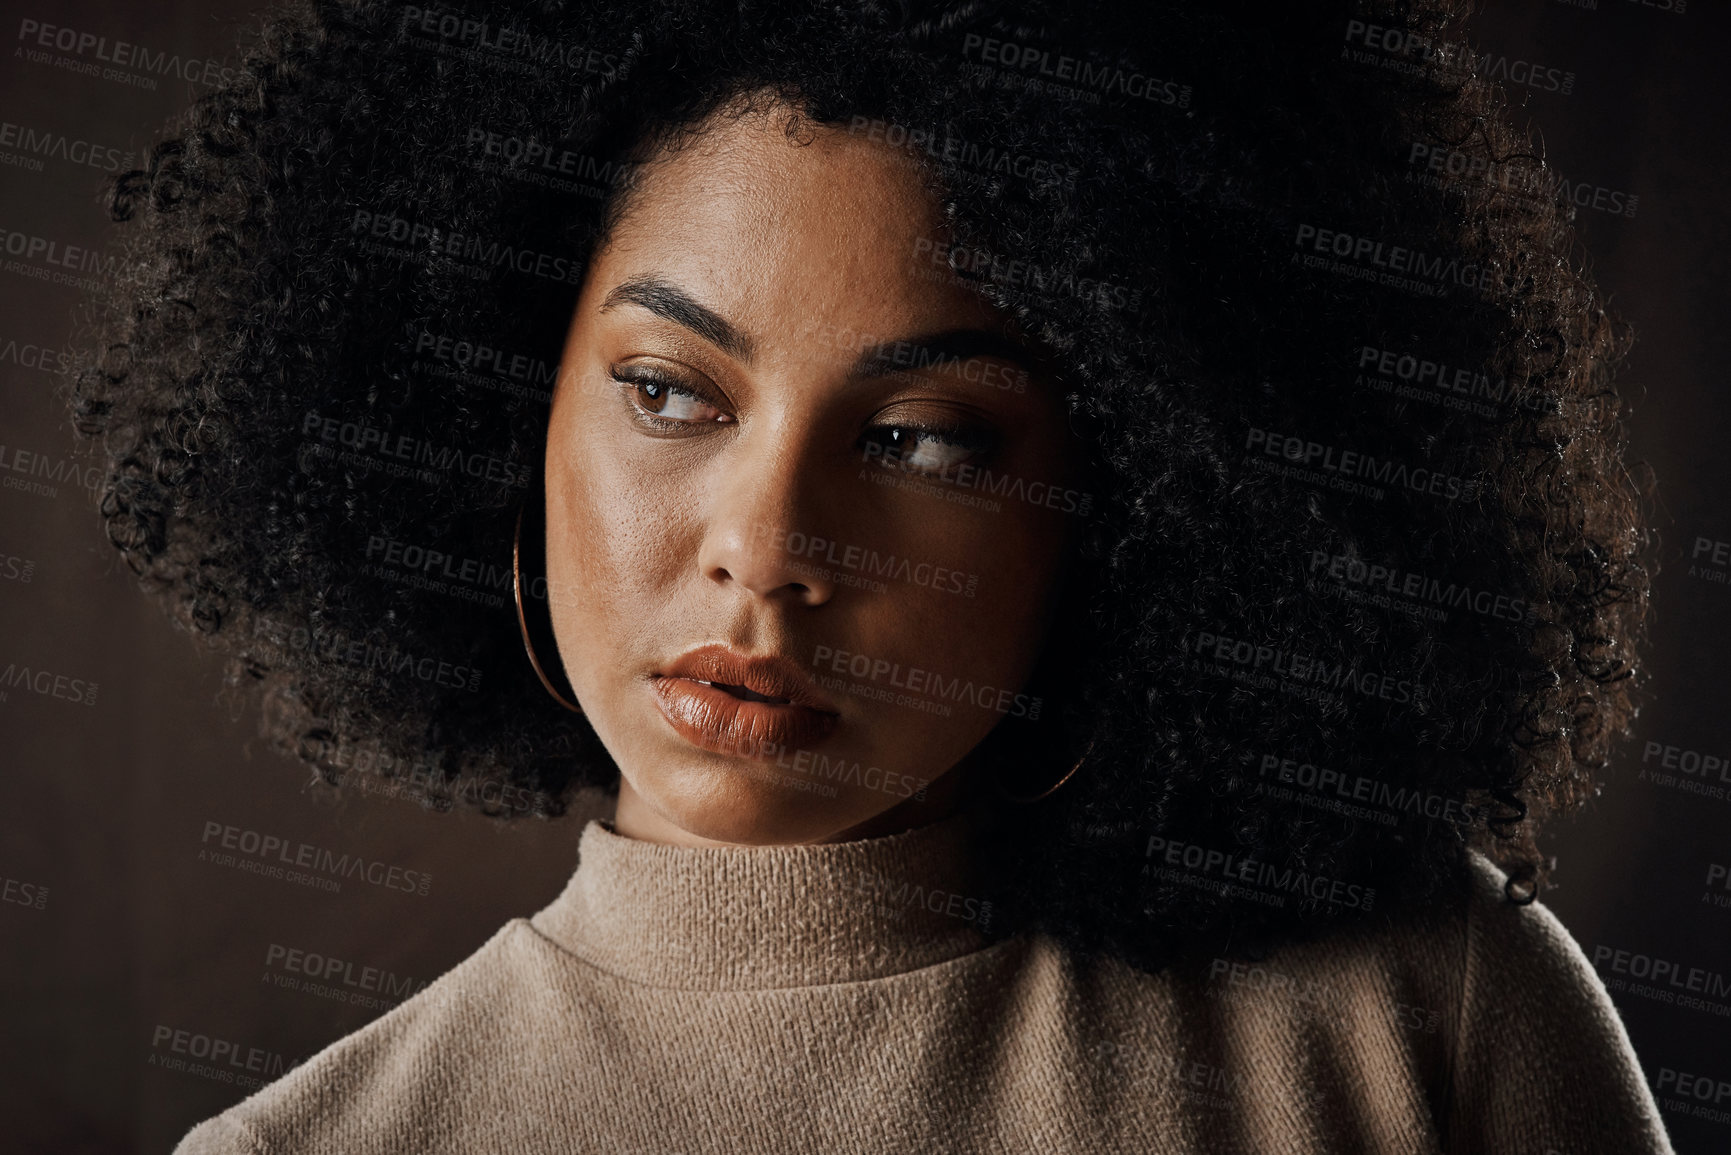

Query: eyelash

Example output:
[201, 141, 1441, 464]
[610, 366, 730, 432]
[608, 365, 1000, 472]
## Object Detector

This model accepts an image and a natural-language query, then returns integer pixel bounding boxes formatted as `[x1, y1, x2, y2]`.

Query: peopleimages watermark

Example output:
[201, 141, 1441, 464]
[844, 866, 993, 930]
[1352, 342, 1554, 419]
[16, 18, 237, 92]
[1207, 957, 1333, 1019]
[0, 442, 103, 500]
[0, 227, 117, 295]
[846, 117, 1079, 191]
[1245, 426, 1482, 503]
[392, 5, 620, 81]
[1622, 0, 1686, 15]
[674, 730, 931, 803]
[296, 736, 539, 815]
[958, 33, 1193, 108]
[199, 820, 434, 897]
[1689, 534, 1731, 592]
[1253, 752, 1475, 828]
[409, 327, 560, 404]
[1405, 142, 1639, 219]
[1204, 956, 1444, 1034]
[914, 236, 1146, 313]
[350, 207, 583, 285]
[1089, 1040, 1255, 1114]
[1144, 836, 1378, 911]
[1593, 943, 1731, 1019]
[795, 317, 1032, 394]
[859, 439, 1093, 517]
[1703, 862, 1731, 911]
[1655, 1067, 1731, 1129]
[148, 1024, 296, 1091]
[1306, 549, 1537, 627]
[301, 409, 531, 488]
[1182, 625, 1427, 708]
[753, 524, 980, 598]
[0, 118, 135, 175]
[463, 127, 640, 201]
[1551, 0, 1688, 15]
[251, 615, 484, 693]
[1341, 19, 1577, 96]
[0, 658, 98, 706]
[810, 644, 1043, 720]
[0, 331, 72, 376]
[716, 752, 843, 801]
[263, 943, 429, 1010]
[2, 874, 49, 911]
[1292, 222, 1494, 299]
[364, 533, 511, 610]
[1637, 737, 1731, 804]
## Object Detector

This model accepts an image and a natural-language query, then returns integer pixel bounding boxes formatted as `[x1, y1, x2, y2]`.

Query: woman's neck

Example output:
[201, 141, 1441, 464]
[610, 751, 983, 847]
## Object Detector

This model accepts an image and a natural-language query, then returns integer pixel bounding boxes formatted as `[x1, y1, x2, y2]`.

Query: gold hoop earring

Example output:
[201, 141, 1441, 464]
[513, 503, 582, 714]
[998, 738, 1096, 805]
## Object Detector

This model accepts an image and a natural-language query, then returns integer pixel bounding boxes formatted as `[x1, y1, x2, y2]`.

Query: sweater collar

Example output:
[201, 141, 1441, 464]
[530, 811, 994, 990]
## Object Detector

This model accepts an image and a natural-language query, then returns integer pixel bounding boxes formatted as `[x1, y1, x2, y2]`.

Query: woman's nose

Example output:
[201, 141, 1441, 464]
[695, 420, 837, 607]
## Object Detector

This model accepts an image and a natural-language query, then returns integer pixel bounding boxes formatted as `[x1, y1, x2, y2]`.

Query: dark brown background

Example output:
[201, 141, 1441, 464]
[1, 1, 1726, 1151]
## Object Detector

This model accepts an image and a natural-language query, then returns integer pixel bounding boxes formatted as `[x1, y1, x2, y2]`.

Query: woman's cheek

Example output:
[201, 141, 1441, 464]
[560, 422, 673, 584]
[948, 511, 1064, 657]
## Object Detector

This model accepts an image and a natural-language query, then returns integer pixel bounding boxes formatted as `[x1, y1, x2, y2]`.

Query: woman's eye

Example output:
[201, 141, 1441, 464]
[612, 368, 730, 426]
[862, 425, 997, 474]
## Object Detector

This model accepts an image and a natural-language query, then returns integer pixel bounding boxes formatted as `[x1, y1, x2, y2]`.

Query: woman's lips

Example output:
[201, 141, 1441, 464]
[651, 675, 840, 757]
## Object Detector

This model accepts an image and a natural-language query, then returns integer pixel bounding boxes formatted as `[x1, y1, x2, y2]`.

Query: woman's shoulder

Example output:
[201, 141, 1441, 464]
[170, 916, 566, 1155]
[1067, 849, 1512, 1017]
[1124, 847, 1652, 1076]
[1244, 847, 1605, 1011]
[1148, 848, 1625, 1013]
[1056, 848, 1673, 1153]
[1428, 850, 1672, 1150]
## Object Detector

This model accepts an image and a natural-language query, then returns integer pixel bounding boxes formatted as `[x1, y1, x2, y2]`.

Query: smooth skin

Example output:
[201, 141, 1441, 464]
[543, 95, 1083, 847]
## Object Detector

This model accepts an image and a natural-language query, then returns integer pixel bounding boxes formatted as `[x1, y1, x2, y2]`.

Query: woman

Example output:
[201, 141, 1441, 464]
[72, 0, 1673, 1150]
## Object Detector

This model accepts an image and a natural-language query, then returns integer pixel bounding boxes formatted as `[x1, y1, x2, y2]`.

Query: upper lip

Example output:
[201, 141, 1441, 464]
[657, 644, 840, 713]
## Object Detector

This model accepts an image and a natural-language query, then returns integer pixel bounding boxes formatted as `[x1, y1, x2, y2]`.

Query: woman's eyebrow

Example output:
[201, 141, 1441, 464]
[599, 274, 757, 363]
[598, 273, 1035, 381]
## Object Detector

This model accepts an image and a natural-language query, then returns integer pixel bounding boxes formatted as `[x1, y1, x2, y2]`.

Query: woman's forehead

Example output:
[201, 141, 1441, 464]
[588, 113, 998, 348]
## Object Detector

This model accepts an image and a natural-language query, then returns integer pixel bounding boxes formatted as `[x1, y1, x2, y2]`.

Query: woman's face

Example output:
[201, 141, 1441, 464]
[544, 103, 1082, 846]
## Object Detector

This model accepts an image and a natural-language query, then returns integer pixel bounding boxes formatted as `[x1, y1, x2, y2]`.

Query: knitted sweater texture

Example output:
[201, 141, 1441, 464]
[175, 814, 1673, 1154]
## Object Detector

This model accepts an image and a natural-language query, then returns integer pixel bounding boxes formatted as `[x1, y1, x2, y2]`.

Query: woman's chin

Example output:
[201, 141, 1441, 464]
[626, 767, 882, 847]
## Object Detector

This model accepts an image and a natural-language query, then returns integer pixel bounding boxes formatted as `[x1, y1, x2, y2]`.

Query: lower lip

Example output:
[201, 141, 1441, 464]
[651, 677, 839, 757]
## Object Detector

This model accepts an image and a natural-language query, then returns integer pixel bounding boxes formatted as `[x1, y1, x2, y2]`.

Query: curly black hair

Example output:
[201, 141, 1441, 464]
[69, 0, 1651, 971]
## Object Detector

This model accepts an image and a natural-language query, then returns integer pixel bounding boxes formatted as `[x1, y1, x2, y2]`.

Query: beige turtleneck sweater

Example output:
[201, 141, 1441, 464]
[173, 813, 1674, 1153]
